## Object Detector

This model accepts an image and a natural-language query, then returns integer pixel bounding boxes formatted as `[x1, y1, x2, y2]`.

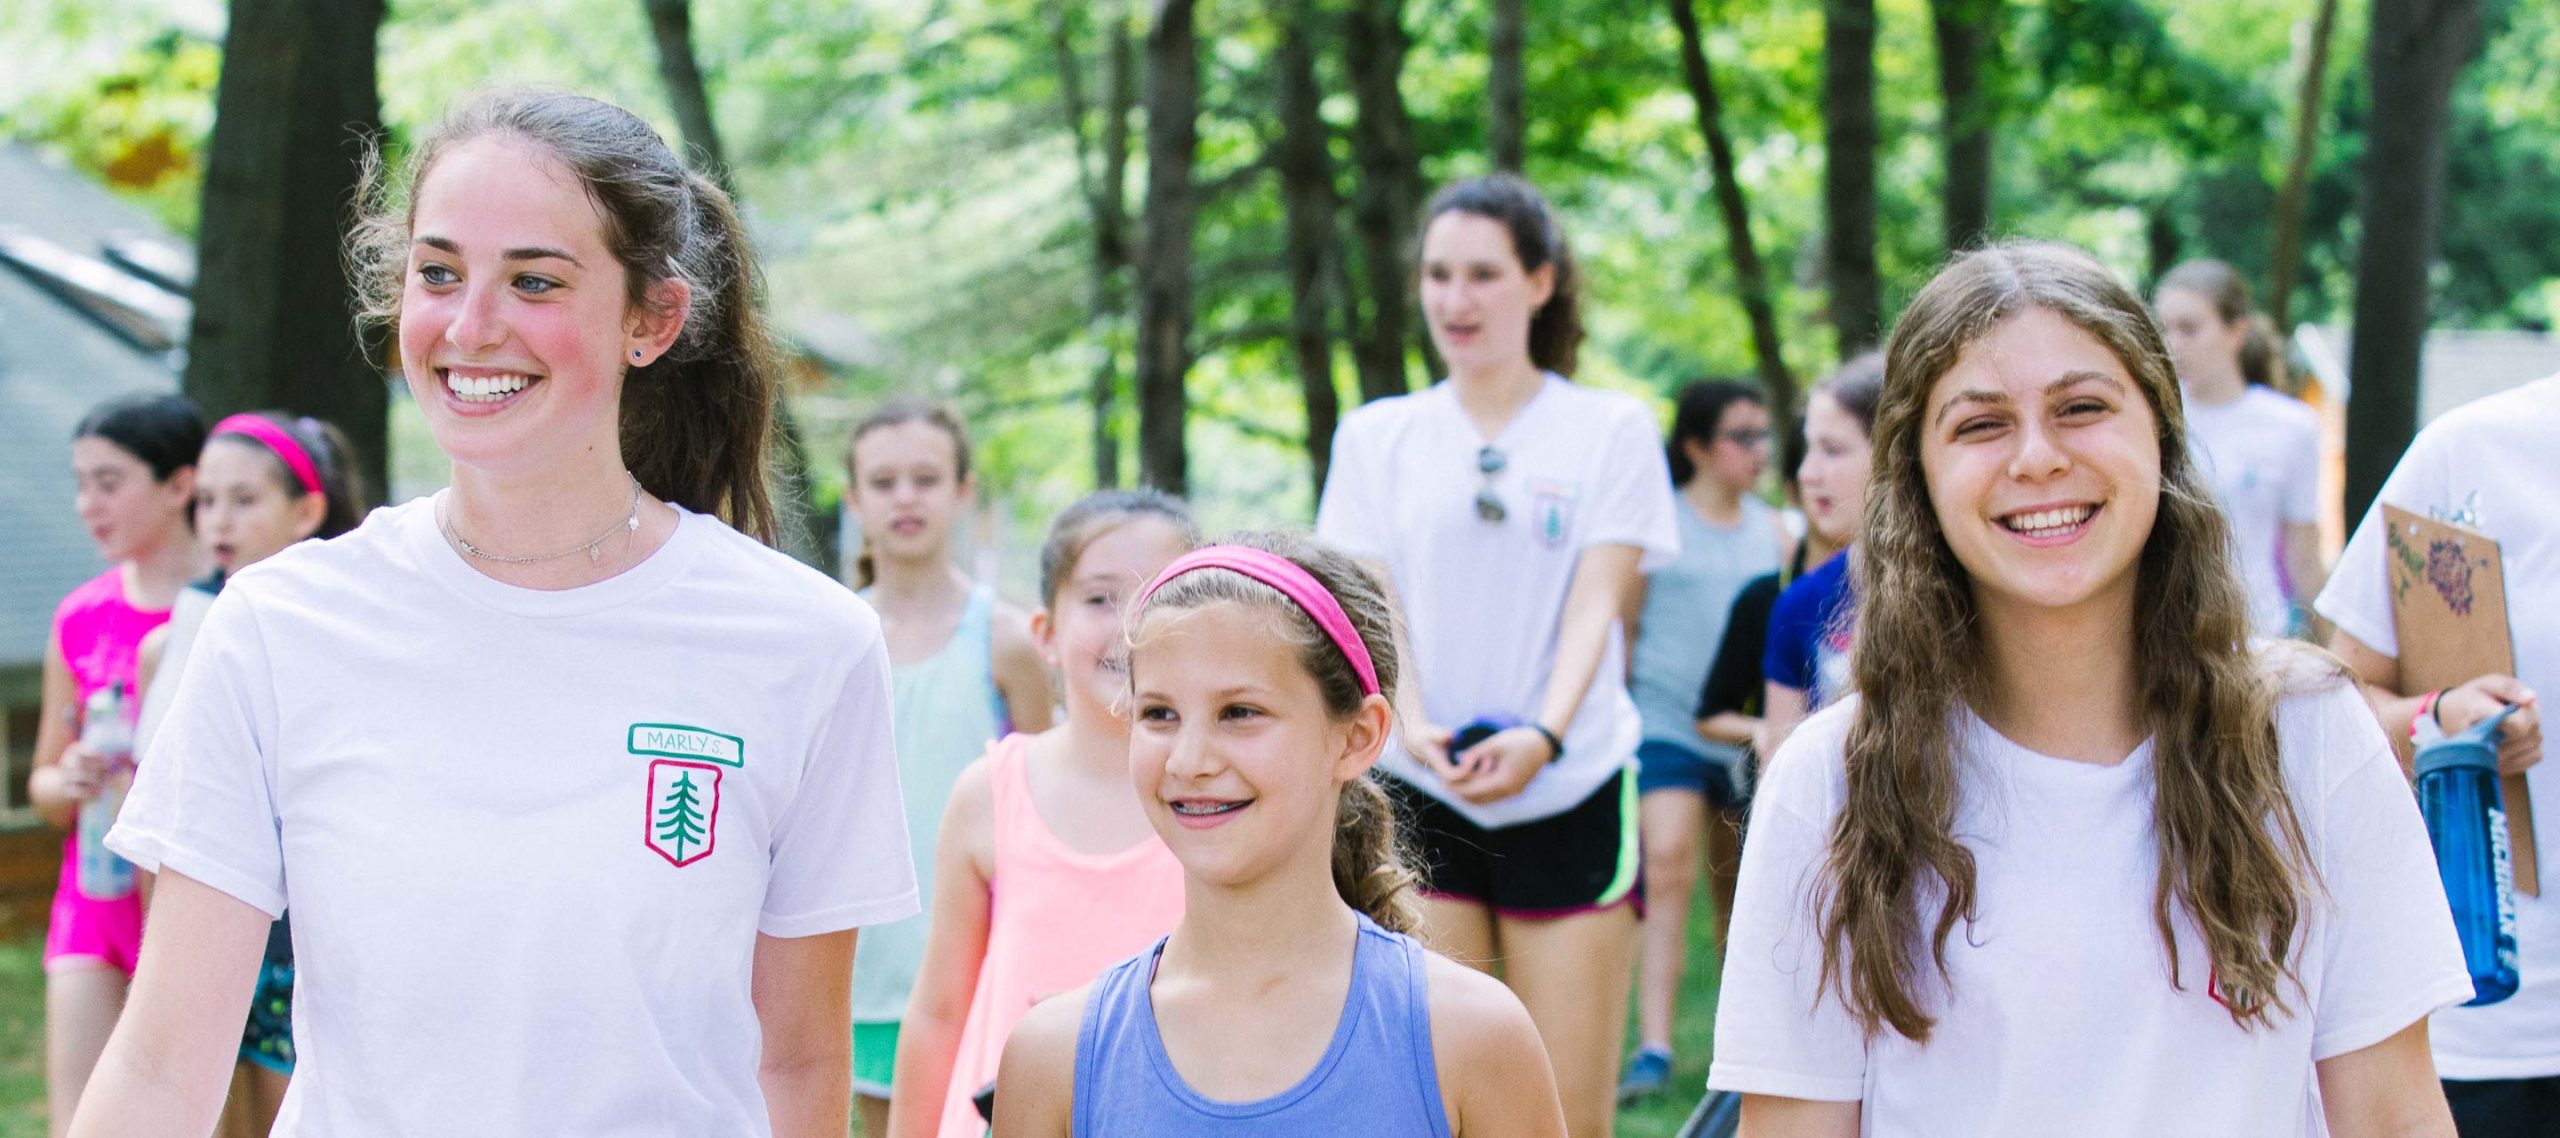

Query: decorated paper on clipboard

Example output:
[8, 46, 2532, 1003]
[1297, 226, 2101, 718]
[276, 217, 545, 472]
[2384, 504, 2538, 896]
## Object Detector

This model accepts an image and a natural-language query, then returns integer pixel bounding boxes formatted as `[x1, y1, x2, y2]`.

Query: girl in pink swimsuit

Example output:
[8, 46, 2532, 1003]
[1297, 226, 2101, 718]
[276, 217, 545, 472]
[30, 392, 203, 1136]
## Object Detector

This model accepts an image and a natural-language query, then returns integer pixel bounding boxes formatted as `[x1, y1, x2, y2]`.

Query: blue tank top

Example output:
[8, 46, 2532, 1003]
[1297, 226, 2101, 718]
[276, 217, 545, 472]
[1072, 913, 1454, 1136]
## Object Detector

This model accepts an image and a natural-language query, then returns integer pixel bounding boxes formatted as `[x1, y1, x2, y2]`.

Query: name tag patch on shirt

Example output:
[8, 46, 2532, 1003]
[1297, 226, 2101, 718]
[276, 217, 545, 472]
[630, 723, 744, 868]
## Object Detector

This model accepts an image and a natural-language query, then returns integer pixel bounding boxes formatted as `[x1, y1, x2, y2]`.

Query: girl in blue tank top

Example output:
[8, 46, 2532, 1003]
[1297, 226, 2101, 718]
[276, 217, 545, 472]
[992, 534, 1565, 1137]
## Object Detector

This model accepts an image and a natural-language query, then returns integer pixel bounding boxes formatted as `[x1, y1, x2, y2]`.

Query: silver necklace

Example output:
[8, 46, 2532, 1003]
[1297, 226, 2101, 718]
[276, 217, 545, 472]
[441, 475, 644, 566]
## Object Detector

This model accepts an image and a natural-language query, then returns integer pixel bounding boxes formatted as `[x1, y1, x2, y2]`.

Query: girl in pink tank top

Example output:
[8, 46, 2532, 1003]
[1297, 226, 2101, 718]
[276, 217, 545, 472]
[33, 393, 203, 1133]
[884, 490, 1196, 1138]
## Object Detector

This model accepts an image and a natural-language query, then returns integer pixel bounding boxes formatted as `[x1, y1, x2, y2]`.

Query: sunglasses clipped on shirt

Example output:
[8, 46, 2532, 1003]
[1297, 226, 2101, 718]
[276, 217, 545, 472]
[1475, 445, 1508, 523]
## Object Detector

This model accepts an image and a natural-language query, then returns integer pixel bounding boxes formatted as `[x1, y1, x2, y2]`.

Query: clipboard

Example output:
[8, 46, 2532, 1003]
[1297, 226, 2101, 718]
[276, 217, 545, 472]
[2383, 504, 2538, 895]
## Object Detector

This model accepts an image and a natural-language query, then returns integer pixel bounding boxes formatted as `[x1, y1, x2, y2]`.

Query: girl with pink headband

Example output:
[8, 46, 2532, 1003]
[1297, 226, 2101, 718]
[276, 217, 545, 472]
[996, 532, 1564, 1136]
[129, 410, 367, 1138]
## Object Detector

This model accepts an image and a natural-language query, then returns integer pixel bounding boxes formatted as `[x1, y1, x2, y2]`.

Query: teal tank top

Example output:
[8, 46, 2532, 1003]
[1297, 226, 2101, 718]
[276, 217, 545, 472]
[849, 586, 1004, 1023]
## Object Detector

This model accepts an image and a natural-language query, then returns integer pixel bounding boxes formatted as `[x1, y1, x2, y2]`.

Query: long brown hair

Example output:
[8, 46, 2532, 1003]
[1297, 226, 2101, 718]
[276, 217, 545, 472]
[349, 89, 782, 542]
[1822, 240, 2315, 1040]
[1129, 531, 1423, 935]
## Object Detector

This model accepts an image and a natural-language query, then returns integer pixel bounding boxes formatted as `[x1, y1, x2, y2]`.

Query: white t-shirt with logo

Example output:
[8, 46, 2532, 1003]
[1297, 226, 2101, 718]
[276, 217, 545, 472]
[2316, 372, 2560, 1079]
[2186, 385, 2322, 636]
[110, 497, 918, 1136]
[1315, 376, 1680, 828]
[1708, 675, 2470, 1135]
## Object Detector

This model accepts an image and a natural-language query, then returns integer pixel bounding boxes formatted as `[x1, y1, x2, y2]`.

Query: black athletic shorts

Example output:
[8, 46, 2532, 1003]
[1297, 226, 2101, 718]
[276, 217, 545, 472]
[2445, 1075, 2560, 1138]
[1389, 766, 1639, 918]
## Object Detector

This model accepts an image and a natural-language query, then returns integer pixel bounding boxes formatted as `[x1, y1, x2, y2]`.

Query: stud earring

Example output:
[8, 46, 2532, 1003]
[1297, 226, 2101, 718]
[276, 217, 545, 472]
[632, 350, 645, 362]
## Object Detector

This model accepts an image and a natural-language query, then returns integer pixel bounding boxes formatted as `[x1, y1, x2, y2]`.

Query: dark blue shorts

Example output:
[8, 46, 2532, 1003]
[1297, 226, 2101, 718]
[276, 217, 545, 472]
[1634, 739, 1747, 809]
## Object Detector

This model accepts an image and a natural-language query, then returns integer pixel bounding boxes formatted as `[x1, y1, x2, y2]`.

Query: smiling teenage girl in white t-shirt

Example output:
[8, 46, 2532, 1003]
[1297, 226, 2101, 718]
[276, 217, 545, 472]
[1710, 242, 2469, 1137]
[76, 91, 916, 1137]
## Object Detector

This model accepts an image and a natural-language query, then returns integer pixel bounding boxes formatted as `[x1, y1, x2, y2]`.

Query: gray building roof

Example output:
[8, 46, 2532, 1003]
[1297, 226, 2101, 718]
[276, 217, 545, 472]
[0, 145, 187, 673]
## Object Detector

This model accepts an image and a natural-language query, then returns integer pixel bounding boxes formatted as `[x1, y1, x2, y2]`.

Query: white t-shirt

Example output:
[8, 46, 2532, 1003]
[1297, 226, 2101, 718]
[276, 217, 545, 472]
[110, 497, 918, 1136]
[1315, 376, 1679, 827]
[2186, 385, 2322, 636]
[2315, 372, 2560, 1079]
[1708, 676, 2470, 1135]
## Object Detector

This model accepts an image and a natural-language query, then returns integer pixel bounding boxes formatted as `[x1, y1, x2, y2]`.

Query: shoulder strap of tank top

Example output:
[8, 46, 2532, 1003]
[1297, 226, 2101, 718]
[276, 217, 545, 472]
[1072, 940, 1164, 1135]
[961, 585, 1006, 728]
[986, 735, 1032, 869]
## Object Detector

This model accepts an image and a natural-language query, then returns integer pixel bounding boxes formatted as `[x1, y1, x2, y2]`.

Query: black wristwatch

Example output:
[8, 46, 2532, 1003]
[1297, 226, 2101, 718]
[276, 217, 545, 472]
[1530, 723, 1566, 764]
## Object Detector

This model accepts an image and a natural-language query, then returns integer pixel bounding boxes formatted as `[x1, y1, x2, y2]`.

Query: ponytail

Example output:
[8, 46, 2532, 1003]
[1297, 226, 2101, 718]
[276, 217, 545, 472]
[620, 168, 781, 543]
[1333, 773, 1423, 935]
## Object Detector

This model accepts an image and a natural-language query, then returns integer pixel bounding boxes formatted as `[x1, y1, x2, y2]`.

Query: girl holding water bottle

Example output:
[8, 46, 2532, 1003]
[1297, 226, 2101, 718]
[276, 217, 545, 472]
[29, 392, 203, 1138]
[2318, 371, 2553, 1137]
[1710, 242, 2472, 1136]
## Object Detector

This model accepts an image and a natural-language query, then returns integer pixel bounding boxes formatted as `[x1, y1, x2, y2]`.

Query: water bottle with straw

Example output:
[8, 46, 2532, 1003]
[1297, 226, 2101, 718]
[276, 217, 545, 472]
[75, 683, 136, 901]
[2416, 701, 2522, 1006]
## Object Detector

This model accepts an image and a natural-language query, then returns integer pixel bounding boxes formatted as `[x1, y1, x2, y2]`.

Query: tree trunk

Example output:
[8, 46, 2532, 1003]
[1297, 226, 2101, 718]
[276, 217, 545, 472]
[1134, 0, 1200, 495]
[1822, 0, 1882, 356]
[641, 0, 731, 192]
[1668, 0, 1795, 428]
[1345, 0, 1422, 402]
[2268, 0, 2339, 332]
[1931, 0, 1994, 253]
[1488, 0, 1527, 172]
[1277, 0, 1343, 496]
[186, 0, 387, 500]
[1053, 1, 1138, 487]
[2344, 0, 2482, 522]
[639, 0, 830, 567]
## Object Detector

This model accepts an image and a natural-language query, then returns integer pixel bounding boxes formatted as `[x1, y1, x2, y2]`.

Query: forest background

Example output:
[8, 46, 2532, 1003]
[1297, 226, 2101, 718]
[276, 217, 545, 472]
[3, 0, 2557, 586]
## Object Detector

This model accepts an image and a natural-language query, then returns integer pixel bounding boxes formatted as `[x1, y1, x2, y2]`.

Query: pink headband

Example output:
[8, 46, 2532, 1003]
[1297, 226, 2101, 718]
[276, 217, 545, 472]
[1139, 545, 1381, 698]
[212, 414, 324, 498]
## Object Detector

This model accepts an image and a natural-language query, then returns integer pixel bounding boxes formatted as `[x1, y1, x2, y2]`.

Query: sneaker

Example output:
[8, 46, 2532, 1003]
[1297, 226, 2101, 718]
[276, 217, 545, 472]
[1617, 1045, 1674, 1103]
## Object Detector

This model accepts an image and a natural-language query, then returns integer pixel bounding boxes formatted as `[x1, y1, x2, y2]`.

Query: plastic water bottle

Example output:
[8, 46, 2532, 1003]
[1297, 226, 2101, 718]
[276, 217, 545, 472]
[2416, 702, 2521, 1006]
[76, 683, 136, 901]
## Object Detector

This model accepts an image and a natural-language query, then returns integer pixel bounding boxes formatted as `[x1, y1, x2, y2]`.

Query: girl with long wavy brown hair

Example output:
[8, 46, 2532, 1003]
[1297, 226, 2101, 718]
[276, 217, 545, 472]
[1706, 242, 2471, 1137]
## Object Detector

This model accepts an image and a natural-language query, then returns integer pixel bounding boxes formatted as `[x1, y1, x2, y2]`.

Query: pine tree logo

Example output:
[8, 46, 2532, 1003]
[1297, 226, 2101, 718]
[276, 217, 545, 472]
[645, 760, 724, 867]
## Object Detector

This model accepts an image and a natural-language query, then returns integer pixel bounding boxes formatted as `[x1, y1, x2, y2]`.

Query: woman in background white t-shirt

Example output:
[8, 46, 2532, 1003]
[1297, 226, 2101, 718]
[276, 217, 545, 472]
[1710, 241, 2468, 1137]
[2317, 373, 2552, 1137]
[74, 90, 916, 1137]
[2156, 259, 2326, 638]
[1316, 174, 1677, 1138]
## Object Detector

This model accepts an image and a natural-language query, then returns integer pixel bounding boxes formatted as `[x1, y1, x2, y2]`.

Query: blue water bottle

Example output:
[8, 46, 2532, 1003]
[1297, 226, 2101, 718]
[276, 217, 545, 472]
[2415, 702, 2521, 1006]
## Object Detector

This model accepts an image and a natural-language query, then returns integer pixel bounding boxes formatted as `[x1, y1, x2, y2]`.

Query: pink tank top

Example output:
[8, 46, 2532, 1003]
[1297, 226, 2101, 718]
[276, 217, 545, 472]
[51, 568, 170, 925]
[935, 733, 1186, 1138]
[57, 568, 169, 705]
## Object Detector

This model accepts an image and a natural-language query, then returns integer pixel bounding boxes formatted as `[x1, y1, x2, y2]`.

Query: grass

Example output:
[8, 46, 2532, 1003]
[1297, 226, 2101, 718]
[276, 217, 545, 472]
[0, 908, 1728, 1138]
[0, 937, 46, 1138]
[1616, 890, 1725, 1138]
